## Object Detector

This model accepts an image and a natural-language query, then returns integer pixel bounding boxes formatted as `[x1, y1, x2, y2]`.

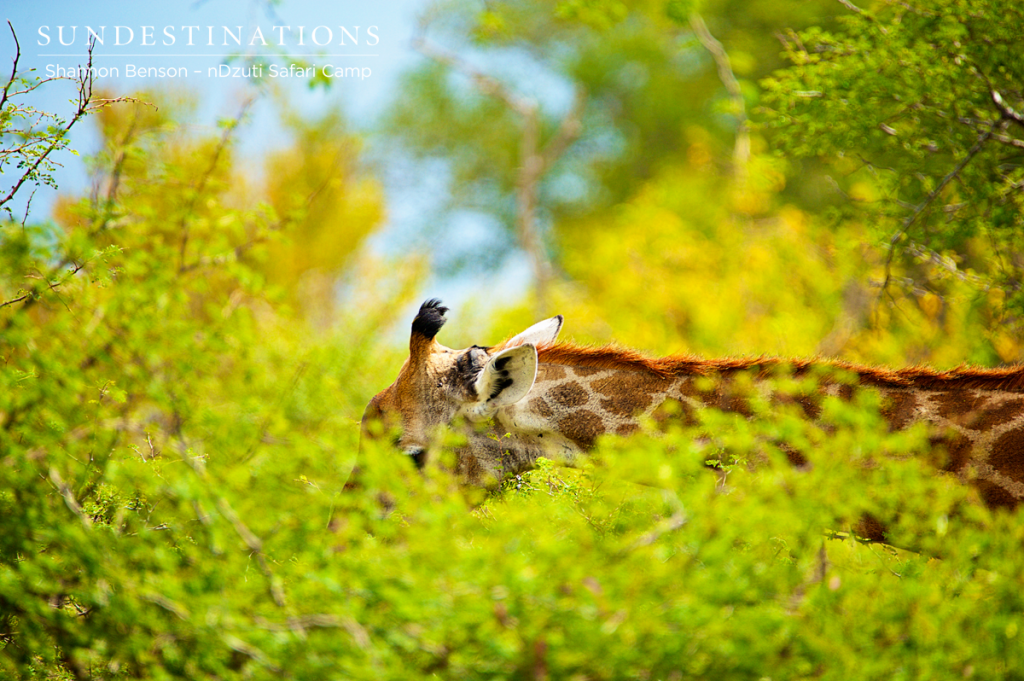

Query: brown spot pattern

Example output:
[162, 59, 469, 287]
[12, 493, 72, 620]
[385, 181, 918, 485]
[966, 397, 1024, 432]
[593, 371, 671, 397]
[975, 479, 1018, 509]
[675, 379, 698, 398]
[528, 342, 1024, 514]
[538, 341, 1024, 391]
[774, 391, 821, 420]
[854, 513, 888, 543]
[558, 410, 606, 448]
[781, 446, 809, 469]
[989, 428, 1024, 485]
[721, 392, 754, 418]
[651, 398, 699, 428]
[600, 395, 648, 418]
[550, 381, 589, 408]
[529, 396, 553, 419]
[797, 395, 822, 421]
[592, 370, 670, 417]
[698, 378, 754, 418]
[933, 391, 987, 420]
[836, 384, 855, 402]
[933, 391, 965, 419]
[881, 391, 918, 431]
[931, 430, 973, 474]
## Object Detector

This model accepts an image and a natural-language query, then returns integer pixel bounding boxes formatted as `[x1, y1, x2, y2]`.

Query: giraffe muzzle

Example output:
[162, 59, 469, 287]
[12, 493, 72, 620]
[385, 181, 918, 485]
[407, 447, 427, 470]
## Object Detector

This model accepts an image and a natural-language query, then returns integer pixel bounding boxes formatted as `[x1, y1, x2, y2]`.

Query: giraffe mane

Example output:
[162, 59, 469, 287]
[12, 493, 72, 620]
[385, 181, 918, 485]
[536, 342, 1024, 392]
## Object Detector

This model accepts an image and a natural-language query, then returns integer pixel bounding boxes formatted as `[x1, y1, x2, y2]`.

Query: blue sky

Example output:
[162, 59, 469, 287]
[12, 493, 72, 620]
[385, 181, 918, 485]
[3, 0, 535, 316]
[3, 0, 427, 211]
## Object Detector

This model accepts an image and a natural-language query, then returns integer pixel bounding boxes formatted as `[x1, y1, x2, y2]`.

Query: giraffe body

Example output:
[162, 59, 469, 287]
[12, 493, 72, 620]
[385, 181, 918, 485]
[362, 300, 1024, 510]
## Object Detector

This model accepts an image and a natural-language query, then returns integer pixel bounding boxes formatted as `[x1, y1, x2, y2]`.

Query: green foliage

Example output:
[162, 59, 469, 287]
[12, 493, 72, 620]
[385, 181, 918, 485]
[8, 371, 1024, 679]
[664, 0, 698, 25]
[761, 0, 1024, 339]
[0, 82, 396, 677]
[0, 70, 85, 219]
[334, 389, 1024, 681]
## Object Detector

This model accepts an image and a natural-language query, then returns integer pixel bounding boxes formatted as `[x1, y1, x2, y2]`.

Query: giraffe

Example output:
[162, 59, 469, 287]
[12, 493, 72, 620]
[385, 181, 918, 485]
[362, 299, 1024, 516]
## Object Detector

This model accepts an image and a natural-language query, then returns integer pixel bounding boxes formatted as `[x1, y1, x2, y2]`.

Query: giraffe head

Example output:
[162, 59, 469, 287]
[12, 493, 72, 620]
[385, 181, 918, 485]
[361, 299, 563, 467]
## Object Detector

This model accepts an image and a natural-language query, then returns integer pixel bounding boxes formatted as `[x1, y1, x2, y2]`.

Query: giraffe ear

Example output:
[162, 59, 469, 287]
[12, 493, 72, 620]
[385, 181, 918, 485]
[469, 344, 538, 416]
[502, 315, 563, 349]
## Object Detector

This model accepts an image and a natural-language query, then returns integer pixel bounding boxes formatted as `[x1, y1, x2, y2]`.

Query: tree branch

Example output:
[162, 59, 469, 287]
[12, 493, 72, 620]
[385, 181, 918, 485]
[178, 445, 294, 621]
[97, 104, 141, 213]
[990, 88, 1024, 129]
[253, 614, 371, 646]
[539, 88, 587, 172]
[621, 512, 688, 554]
[179, 97, 254, 272]
[963, 52, 1024, 130]
[835, 0, 864, 13]
[0, 20, 21, 113]
[880, 118, 1000, 294]
[0, 32, 96, 212]
[48, 467, 92, 528]
[411, 32, 586, 315]
[0, 261, 85, 310]
[690, 13, 749, 177]
[410, 35, 534, 116]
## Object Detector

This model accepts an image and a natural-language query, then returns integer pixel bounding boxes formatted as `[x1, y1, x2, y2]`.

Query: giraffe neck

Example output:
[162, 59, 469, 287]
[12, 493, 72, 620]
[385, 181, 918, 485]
[513, 363, 683, 446]
[481, 362, 685, 479]
[876, 385, 1024, 507]
[476, 349, 1024, 512]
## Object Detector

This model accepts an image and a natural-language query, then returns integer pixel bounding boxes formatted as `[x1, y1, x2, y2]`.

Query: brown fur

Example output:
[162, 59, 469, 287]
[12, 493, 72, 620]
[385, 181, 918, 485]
[536, 342, 1024, 392]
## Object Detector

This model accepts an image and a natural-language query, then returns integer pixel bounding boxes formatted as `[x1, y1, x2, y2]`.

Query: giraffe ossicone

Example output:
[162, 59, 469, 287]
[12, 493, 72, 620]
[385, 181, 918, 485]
[361, 299, 1024, 513]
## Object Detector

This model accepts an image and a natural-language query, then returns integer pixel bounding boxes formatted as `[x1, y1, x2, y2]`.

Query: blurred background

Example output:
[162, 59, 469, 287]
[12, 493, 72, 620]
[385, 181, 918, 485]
[4, 0, 1023, 384]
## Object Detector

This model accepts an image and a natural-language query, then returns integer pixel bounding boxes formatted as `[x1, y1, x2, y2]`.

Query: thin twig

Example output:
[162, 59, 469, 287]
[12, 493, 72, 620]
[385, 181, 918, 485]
[990, 89, 1024, 128]
[690, 13, 749, 177]
[962, 52, 1024, 130]
[221, 634, 284, 675]
[178, 97, 254, 271]
[539, 88, 587, 171]
[253, 614, 371, 647]
[0, 20, 22, 112]
[0, 33, 96, 210]
[99, 104, 141, 212]
[0, 262, 85, 310]
[241, 361, 309, 463]
[410, 35, 534, 116]
[178, 447, 294, 622]
[880, 118, 1000, 294]
[49, 467, 92, 528]
[621, 512, 688, 554]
